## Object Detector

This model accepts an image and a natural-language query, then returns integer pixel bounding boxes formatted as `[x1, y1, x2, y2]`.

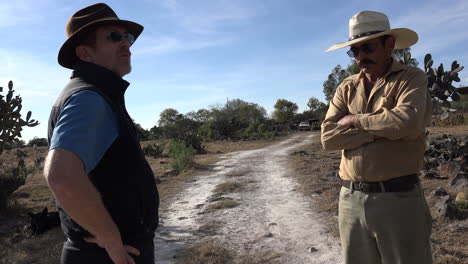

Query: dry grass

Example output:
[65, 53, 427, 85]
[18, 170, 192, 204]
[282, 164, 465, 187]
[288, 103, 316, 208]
[195, 221, 223, 236]
[238, 250, 282, 264]
[288, 139, 342, 237]
[206, 200, 241, 212]
[175, 240, 232, 264]
[224, 169, 253, 177]
[0, 228, 63, 264]
[213, 182, 244, 194]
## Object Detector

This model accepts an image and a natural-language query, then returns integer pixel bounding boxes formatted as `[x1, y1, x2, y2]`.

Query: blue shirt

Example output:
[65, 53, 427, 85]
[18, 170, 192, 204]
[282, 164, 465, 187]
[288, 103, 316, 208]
[49, 90, 119, 173]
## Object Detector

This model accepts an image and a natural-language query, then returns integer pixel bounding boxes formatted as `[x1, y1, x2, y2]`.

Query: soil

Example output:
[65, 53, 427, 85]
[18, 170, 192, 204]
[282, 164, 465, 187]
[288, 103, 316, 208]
[1, 125, 466, 264]
[155, 133, 342, 263]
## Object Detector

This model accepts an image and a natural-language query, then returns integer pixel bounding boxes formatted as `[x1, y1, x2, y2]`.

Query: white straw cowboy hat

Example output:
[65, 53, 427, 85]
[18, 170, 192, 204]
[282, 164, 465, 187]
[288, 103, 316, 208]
[326, 11, 418, 52]
[58, 3, 144, 69]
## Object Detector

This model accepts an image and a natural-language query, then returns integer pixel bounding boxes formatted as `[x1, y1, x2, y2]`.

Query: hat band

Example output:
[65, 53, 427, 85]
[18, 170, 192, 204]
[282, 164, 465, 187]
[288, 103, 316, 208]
[349, 30, 384, 41]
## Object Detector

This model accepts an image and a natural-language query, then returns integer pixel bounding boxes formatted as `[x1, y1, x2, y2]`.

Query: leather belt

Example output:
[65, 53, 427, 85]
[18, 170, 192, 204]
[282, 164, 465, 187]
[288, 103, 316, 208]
[341, 174, 418, 193]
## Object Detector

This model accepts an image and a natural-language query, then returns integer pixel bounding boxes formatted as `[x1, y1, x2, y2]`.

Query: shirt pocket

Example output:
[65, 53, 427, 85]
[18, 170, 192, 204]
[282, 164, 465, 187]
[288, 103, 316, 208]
[375, 96, 395, 110]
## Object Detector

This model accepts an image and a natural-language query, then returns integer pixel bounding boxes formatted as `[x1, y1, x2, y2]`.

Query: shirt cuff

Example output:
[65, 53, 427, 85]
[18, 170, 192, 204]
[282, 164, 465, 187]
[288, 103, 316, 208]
[354, 113, 371, 130]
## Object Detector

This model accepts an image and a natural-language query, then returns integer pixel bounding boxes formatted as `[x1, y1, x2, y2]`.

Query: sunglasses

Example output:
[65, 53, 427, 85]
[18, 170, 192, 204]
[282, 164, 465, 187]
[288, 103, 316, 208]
[347, 42, 378, 58]
[106, 31, 136, 45]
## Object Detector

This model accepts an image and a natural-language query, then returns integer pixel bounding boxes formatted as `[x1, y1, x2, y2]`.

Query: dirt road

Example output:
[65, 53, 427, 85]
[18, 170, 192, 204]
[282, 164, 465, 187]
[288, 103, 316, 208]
[154, 133, 343, 263]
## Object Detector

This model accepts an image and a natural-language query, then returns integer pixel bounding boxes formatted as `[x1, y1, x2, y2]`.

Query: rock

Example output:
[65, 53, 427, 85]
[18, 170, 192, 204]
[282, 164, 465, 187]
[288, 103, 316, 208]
[154, 176, 161, 184]
[450, 172, 468, 191]
[159, 160, 168, 164]
[421, 170, 447, 180]
[421, 170, 437, 179]
[326, 170, 339, 179]
[431, 187, 448, 197]
[308, 246, 318, 253]
[263, 232, 274, 238]
[163, 169, 179, 177]
[292, 151, 309, 156]
[455, 192, 466, 201]
[440, 202, 468, 220]
[435, 195, 452, 216]
[438, 161, 461, 179]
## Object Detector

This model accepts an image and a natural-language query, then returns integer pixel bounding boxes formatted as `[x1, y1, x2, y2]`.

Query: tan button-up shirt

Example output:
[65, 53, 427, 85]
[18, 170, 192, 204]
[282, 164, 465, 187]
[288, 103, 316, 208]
[321, 60, 432, 182]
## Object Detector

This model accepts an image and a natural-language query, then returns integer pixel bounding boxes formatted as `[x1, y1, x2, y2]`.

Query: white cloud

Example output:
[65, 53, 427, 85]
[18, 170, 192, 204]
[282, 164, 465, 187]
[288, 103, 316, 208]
[392, 1, 468, 57]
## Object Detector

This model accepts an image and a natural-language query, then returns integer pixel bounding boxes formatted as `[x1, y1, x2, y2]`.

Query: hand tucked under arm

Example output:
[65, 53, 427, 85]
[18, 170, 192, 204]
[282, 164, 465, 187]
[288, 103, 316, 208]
[321, 120, 375, 150]
[337, 115, 355, 127]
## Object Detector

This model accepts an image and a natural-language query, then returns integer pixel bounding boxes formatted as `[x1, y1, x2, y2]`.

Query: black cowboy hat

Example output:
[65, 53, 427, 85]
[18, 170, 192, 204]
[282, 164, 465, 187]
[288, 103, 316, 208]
[58, 3, 144, 69]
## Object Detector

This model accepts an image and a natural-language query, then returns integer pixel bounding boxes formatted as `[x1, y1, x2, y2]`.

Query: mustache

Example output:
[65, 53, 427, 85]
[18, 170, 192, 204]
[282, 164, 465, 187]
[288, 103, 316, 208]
[359, 59, 376, 66]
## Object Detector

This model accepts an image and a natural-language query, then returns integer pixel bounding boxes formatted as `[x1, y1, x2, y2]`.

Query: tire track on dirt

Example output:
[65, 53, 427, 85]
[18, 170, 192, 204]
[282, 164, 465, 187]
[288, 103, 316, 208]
[155, 133, 343, 263]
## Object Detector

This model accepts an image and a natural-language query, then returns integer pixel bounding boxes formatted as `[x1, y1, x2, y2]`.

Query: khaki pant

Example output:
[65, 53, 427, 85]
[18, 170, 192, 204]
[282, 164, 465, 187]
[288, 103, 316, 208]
[338, 183, 432, 264]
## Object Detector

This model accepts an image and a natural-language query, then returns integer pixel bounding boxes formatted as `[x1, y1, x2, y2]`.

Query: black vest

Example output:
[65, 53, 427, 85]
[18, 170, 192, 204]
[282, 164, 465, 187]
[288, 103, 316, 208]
[48, 61, 159, 243]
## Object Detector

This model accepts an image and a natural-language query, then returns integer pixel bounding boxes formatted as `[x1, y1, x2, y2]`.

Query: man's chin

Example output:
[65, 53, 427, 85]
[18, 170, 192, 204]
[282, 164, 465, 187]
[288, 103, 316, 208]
[360, 66, 372, 73]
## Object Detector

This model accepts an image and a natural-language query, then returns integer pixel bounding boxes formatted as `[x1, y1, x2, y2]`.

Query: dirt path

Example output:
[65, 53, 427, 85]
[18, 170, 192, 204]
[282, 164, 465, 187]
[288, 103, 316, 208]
[154, 133, 343, 263]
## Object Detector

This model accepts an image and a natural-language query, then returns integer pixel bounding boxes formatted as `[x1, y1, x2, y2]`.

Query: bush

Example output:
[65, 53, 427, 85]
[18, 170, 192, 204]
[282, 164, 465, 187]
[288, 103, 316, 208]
[142, 142, 164, 158]
[27, 137, 48, 147]
[198, 120, 220, 141]
[167, 140, 197, 172]
[0, 159, 28, 211]
[454, 200, 468, 209]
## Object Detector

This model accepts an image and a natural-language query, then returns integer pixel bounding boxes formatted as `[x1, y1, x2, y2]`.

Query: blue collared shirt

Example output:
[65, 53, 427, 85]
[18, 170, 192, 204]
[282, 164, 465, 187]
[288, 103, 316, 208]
[49, 90, 119, 173]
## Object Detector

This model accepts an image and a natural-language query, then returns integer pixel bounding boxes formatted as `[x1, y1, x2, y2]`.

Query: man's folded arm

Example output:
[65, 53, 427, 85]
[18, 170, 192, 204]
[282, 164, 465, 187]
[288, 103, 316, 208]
[321, 84, 375, 150]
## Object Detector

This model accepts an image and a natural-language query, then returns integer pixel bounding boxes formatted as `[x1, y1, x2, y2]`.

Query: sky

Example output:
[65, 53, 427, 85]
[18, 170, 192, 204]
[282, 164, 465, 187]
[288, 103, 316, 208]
[1, 0, 468, 141]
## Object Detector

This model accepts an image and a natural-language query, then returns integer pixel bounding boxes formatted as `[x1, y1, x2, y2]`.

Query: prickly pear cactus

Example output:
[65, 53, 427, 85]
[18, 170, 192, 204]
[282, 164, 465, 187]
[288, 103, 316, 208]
[424, 54, 468, 120]
[0, 80, 39, 154]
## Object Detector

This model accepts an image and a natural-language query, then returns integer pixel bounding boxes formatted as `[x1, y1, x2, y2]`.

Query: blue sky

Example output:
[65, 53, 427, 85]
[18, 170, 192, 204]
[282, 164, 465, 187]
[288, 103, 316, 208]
[1, 0, 468, 141]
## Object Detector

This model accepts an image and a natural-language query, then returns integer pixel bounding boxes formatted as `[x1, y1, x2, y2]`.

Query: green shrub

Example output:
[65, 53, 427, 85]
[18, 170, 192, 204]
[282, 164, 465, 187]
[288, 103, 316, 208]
[0, 159, 28, 211]
[142, 142, 164, 158]
[453, 200, 468, 211]
[27, 137, 48, 147]
[167, 140, 197, 172]
[198, 120, 220, 141]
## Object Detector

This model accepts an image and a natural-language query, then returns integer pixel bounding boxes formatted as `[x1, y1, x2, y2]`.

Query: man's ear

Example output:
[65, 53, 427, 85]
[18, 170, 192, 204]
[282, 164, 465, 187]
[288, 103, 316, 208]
[385, 35, 396, 52]
[75, 45, 93, 62]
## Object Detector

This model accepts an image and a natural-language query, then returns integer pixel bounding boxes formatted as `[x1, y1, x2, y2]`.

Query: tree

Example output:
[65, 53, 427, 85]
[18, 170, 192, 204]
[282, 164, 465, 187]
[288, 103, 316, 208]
[306, 97, 328, 119]
[273, 99, 298, 123]
[27, 137, 48, 147]
[186, 109, 211, 123]
[392, 48, 418, 67]
[158, 108, 183, 127]
[323, 61, 359, 102]
[0, 81, 39, 154]
[133, 121, 149, 141]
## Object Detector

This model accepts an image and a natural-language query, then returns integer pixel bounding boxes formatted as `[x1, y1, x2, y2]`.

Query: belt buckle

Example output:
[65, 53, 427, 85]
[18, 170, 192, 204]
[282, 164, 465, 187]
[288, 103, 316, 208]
[358, 182, 369, 192]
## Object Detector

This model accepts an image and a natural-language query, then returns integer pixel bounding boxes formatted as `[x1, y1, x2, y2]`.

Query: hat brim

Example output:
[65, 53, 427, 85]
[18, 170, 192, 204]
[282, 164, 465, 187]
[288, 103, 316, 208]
[58, 18, 144, 69]
[325, 28, 418, 52]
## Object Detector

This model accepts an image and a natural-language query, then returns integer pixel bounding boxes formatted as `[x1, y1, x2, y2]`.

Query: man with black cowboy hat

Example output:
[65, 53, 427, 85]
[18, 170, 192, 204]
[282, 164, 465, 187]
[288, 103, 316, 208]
[321, 11, 432, 264]
[44, 3, 159, 264]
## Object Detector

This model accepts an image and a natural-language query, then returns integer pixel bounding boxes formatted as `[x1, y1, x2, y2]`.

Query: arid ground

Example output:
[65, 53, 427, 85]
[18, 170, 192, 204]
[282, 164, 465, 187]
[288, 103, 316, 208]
[0, 125, 467, 264]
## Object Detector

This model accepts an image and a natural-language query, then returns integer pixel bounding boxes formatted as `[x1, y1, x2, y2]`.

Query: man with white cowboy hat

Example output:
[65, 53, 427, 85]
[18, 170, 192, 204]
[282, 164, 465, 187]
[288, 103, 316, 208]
[44, 3, 159, 264]
[321, 10, 433, 264]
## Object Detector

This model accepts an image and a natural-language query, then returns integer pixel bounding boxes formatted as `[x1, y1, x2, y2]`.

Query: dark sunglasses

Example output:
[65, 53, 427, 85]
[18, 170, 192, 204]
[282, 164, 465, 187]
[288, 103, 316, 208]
[347, 42, 378, 58]
[106, 31, 136, 45]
